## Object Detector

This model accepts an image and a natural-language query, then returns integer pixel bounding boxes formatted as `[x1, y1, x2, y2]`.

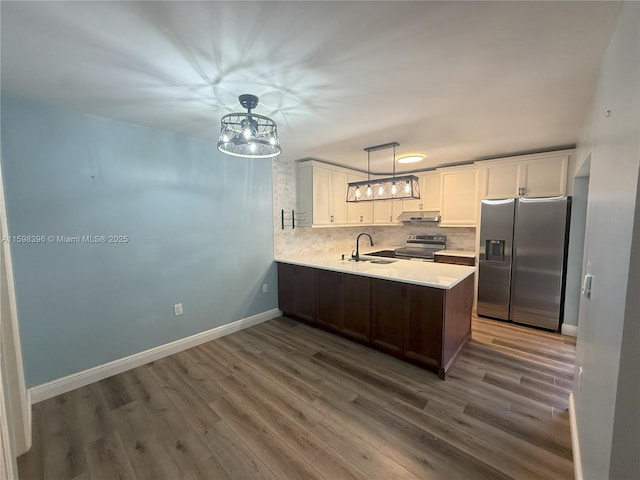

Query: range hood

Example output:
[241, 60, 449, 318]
[397, 211, 441, 223]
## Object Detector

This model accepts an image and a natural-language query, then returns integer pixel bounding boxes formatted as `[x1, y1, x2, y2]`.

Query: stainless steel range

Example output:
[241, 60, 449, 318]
[394, 234, 446, 261]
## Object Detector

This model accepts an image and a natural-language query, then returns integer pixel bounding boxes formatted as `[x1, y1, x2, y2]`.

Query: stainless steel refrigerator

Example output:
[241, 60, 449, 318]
[477, 196, 571, 331]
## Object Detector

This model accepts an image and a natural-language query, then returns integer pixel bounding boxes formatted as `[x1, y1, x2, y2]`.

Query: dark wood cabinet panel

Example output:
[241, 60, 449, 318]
[342, 274, 371, 342]
[371, 279, 407, 354]
[277, 263, 316, 323]
[316, 269, 343, 331]
[278, 263, 297, 315]
[435, 254, 476, 266]
[405, 286, 444, 368]
[442, 275, 474, 371]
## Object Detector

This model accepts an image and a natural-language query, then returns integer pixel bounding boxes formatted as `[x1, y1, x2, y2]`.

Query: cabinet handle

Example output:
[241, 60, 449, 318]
[330, 215, 334, 223]
[360, 215, 363, 222]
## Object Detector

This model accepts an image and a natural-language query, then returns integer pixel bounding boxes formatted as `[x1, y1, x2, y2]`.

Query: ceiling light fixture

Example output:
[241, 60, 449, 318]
[217, 94, 281, 159]
[346, 142, 420, 202]
[397, 154, 425, 164]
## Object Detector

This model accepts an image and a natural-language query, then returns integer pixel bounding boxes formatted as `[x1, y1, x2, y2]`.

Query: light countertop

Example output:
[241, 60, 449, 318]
[434, 250, 476, 258]
[275, 254, 475, 289]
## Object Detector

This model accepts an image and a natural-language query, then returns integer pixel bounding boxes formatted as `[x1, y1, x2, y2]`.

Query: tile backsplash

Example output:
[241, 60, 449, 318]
[272, 157, 476, 257]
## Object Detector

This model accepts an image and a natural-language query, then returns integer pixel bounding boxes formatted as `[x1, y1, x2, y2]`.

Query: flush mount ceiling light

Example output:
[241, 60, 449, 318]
[346, 142, 420, 202]
[397, 154, 425, 164]
[217, 94, 281, 159]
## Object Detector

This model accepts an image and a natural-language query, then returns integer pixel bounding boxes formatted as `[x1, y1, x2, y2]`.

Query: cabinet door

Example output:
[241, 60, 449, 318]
[440, 167, 478, 226]
[278, 263, 297, 315]
[341, 274, 371, 342]
[373, 200, 402, 224]
[371, 279, 407, 354]
[295, 266, 317, 322]
[483, 162, 519, 199]
[277, 263, 316, 323]
[405, 286, 444, 368]
[521, 156, 567, 197]
[316, 270, 342, 331]
[329, 170, 348, 224]
[422, 172, 441, 211]
[312, 167, 332, 225]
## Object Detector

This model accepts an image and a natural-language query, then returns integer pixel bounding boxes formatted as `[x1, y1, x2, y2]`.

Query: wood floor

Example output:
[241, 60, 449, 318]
[18, 315, 576, 480]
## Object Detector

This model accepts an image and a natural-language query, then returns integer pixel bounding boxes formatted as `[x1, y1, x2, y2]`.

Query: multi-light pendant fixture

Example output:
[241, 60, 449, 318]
[217, 94, 281, 159]
[346, 142, 420, 202]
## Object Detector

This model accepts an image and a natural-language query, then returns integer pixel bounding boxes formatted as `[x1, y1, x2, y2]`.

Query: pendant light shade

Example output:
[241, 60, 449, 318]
[217, 94, 281, 158]
[346, 142, 420, 202]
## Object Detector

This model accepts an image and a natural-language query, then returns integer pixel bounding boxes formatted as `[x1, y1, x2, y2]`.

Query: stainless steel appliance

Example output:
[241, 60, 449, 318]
[397, 211, 441, 223]
[477, 197, 571, 331]
[394, 234, 446, 261]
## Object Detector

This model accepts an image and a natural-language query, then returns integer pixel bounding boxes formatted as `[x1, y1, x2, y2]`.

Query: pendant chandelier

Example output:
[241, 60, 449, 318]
[346, 142, 420, 202]
[217, 94, 281, 158]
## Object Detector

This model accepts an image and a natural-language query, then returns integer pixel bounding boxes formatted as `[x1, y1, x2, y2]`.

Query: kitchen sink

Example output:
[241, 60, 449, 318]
[369, 259, 397, 264]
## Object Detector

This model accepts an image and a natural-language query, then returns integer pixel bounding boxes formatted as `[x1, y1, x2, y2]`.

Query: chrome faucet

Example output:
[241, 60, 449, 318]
[352, 233, 374, 262]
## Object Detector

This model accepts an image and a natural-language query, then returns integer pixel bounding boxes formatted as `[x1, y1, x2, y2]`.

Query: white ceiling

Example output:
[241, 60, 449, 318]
[1, 1, 621, 173]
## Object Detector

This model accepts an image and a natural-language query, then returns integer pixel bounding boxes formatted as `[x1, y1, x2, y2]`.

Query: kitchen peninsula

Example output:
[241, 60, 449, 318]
[276, 256, 475, 379]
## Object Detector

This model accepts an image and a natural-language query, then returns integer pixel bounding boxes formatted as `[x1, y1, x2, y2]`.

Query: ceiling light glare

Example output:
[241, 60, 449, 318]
[397, 154, 424, 164]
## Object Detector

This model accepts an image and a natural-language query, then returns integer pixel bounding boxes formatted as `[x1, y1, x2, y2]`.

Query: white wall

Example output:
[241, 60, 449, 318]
[563, 174, 589, 330]
[572, 2, 639, 479]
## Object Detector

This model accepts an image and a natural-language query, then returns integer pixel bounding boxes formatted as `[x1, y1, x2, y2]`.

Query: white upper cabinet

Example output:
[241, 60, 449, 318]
[296, 161, 348, 227]
[520, 156, 568, 197]
[401, 171, 441, 212]
[480, 153, 569, 199]
[483, 161, 520, 199]
[346, 173, 373, 225]
[422, 172, 442, 211]
[373, 200, 403, 225]
[439, 165, 478, 227]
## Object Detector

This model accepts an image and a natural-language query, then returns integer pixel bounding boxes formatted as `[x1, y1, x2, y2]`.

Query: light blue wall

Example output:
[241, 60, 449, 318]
[0, 96, 277, 387]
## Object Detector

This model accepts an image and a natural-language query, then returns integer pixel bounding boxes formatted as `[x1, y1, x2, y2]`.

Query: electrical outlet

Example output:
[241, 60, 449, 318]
[262, 283, 268, 293]
[173, 303, 183, 316]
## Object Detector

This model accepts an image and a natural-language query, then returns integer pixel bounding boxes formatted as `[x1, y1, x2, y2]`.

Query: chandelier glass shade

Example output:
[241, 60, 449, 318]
[346, 175, 420, 202]
[217, 94, 281, 158]
[346, 142, 420, 202]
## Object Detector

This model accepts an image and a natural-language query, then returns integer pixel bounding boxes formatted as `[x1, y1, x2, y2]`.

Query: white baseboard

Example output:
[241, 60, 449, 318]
[29, 308, 281, 404]
[569, 393, 583, 480]
[562, 323, 578, 337]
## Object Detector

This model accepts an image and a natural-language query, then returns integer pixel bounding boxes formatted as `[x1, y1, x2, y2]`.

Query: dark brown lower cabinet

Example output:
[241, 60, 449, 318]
[371, 280, 444, 370]
[341, 274, 371, 342]
[370, 279, 408, 354]
[316, 269, 370, 342]
[316, 270, 343, 331]
[277, 262, 473, 379]
[277, 263, 316, 323]
[405, 284, 444, 368]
